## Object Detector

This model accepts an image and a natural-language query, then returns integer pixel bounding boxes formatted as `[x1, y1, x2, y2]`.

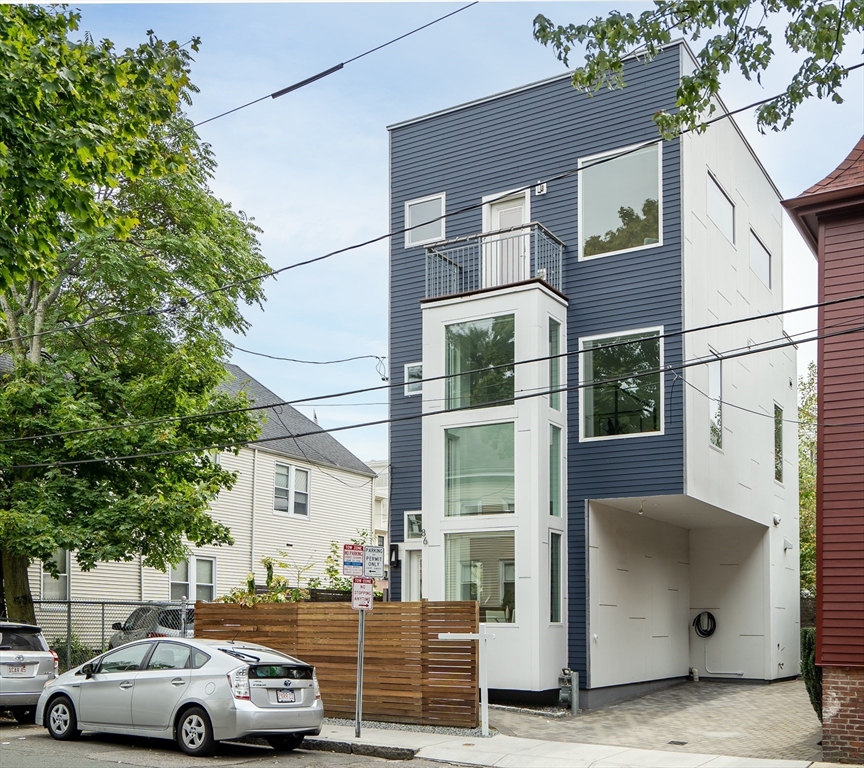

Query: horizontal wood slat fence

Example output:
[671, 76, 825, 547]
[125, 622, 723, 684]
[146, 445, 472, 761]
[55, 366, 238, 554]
[195, 601, 479, 727]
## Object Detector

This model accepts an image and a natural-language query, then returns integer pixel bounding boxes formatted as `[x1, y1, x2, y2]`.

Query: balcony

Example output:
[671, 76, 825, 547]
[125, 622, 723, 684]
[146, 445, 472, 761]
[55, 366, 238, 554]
[425, 222, 564, 300]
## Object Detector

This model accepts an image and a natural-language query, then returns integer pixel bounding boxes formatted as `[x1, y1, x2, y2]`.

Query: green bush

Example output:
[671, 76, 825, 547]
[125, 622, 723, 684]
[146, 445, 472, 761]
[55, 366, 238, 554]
[801, 626, 822, 721]
[50, 633, 99, 673]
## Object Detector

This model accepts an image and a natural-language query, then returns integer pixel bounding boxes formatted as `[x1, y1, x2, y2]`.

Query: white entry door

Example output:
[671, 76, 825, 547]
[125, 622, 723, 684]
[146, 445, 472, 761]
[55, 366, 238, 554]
[405, 550, 422, 602]
[482, 193, 529, 288]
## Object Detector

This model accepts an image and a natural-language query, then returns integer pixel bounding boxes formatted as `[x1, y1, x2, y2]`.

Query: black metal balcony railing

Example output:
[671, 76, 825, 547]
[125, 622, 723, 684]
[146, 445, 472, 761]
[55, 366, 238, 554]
[425, 222, 564, 299]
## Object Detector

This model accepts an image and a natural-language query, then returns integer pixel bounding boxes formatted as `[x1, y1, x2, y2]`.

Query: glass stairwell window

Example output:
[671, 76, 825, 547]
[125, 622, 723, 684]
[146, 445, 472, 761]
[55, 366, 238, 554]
[549, 318, 561, 410]
[445, 531, 516, 622]
[445, 423, 514, 516]
[446, 314, 515, 409]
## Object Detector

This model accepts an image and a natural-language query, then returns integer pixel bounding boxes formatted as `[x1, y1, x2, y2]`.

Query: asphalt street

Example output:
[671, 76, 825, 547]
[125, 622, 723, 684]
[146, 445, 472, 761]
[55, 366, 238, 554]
[0, 720, 448, 768]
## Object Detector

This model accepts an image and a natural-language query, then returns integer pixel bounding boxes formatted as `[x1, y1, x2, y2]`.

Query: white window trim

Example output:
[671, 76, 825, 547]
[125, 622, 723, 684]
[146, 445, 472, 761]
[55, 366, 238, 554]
[404, 362, 423, 396]
[578, 325, 665, 442]
[170, 555, 217, 602]
[577, 141, 664, 261]
[706, 170, 736, 245]
[548, 313, 565, 411]
[404, 511, 424, 543]
[273, 462, 312, 518]
[404, 192, 446, 248]
[549, 530, 563, 625]
[749, 228, 772, 289]
[40, 548, 70, 602]
[481, 188, 531, 233]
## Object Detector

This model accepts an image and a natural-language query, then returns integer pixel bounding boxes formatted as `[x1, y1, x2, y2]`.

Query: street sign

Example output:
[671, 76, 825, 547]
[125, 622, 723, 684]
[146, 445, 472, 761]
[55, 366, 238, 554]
[363, 545, 385, 579]
[351, 576, 374, 611]
[343, 544, 364, 577]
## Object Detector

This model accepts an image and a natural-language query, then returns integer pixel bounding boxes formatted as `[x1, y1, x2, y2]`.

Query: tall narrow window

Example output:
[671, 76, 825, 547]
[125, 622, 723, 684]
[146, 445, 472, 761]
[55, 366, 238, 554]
[404, 193, 445, 247]
[550, 532, 562, 623]
[708, 358, 722, 448]
[170, 561, 190, 601]
[445, 423, 515, 516]
[579, 143, 661, 259]
[707, 174, 735, 243]
[581, 330, 662, 439]
[446, 315, 515, 409]
[750, 230, 771, 288]
[42, 548, 69, 600]
[549, 426, 562, 517]
[549, 318, 561, 410]
[774, 405, 783, 482]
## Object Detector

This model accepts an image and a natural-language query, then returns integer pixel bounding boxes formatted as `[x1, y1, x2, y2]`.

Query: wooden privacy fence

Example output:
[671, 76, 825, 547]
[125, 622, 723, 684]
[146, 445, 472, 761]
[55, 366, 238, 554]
[194, 601, 479, 727]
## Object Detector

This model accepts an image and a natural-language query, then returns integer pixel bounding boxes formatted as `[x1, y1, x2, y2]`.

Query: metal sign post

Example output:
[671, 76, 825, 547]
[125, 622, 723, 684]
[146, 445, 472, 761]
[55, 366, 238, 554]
[437, 624, 496, 737]
[347, 543, 378, 739]
[355, 607, 365, 737]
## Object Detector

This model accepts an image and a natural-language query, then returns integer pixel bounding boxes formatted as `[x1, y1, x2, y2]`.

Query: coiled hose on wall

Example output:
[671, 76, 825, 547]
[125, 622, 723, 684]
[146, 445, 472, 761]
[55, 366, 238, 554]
[692, 611, 717, 638]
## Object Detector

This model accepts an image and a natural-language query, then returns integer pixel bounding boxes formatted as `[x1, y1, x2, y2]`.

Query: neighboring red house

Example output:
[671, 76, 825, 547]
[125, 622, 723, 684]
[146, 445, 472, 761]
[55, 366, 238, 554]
[783, 137, 864, 764]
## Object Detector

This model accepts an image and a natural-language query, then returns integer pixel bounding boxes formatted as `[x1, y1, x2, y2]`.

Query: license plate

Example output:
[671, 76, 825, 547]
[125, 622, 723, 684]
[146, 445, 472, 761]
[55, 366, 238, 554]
[276, 689, 295, 703]
[5, 665, 27, 675]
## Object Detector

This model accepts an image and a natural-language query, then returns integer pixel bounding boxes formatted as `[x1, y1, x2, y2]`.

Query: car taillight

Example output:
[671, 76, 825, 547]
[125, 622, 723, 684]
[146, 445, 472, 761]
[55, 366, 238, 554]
[50, 650, 59, 672]
[146, 632, 166, 638]
[313, 669, 321, 700]
[227, 666, 250, 700]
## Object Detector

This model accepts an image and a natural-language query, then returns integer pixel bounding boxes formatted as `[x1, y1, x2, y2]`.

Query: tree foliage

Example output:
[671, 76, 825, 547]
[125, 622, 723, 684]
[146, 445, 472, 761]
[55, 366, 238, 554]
[0, 16, 270, 621]
[584, 198, 659, 257]
[0, 5, 198, 289]
[533, 0, 863, 137]
[799, 361, 817, 597]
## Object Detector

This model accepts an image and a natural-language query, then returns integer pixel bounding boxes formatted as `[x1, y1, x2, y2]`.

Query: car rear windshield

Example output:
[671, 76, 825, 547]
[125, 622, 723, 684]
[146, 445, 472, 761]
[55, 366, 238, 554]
[0, 628, 49, 652]
[249, 664, 313, 680]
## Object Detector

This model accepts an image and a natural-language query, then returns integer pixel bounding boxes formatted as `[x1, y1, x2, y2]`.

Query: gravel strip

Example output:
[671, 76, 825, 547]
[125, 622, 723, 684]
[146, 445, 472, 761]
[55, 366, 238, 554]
[489, 703, 572, 718]
[322, 717, 495, 739]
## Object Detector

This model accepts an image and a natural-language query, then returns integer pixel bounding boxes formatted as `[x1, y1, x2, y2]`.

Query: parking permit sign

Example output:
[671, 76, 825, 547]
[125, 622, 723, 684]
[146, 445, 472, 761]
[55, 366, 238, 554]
[363, 545, 385, 579]
[351, 577, 374, 611]
[343, 544, 364, 577]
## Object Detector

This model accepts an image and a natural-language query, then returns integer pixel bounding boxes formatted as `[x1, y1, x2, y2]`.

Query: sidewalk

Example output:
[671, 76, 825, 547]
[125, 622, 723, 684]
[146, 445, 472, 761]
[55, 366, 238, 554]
[305, 724, 822, 768]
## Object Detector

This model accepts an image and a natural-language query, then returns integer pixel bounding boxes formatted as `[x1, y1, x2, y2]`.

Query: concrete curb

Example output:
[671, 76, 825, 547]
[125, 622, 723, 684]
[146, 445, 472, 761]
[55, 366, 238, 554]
[304, 738, 417, 761]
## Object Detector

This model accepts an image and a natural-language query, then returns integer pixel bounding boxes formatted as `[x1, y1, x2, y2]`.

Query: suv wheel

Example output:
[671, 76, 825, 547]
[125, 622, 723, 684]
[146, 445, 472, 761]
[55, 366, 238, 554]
[46, 696, 81, 740]
[177, 706, 215, 756]
[268, 734, 305, 752]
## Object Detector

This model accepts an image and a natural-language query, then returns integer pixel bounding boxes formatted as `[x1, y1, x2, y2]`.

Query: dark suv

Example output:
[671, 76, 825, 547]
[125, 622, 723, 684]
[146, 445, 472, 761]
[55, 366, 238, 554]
[107, 604, 194, 649]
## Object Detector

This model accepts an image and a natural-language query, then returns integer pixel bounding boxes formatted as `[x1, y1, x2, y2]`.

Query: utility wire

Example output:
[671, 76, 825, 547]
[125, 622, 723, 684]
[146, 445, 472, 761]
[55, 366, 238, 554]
[5, 321, 864, 470]
[2, 290, 862, 447]
[193, 2, 478, 128]
[230, 343, 385, 366]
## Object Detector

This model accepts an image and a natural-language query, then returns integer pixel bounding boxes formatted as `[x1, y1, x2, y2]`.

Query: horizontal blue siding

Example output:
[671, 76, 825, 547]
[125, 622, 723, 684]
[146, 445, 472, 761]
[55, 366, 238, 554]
[389, 47, 684, 680]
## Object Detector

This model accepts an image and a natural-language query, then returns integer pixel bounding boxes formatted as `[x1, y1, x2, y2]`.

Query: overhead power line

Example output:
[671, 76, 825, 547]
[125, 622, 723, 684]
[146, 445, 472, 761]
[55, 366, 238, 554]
[1, 290, 861, 447]
[193, 2, 479, 128]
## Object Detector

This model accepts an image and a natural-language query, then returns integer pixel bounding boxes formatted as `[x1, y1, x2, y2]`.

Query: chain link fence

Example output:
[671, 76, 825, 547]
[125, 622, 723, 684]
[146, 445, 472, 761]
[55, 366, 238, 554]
[32, 600, 191, 672]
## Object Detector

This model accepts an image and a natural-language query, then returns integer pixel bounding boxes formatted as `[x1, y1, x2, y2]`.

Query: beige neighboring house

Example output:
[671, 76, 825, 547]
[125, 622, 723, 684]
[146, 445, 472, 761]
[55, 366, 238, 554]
[366, 460, 390, 591]
[28, 364, 377, 604]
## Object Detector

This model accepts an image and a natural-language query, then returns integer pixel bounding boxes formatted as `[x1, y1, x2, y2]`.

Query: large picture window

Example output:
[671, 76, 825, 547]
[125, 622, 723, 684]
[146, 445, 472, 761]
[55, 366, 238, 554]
[581, 330, 662, 439]
[274, 463, 310, 517]
[579, 143, 661, 259]
[404, 193, 445, 247]
[445, 423, 514, 516]
[445, 531, 516, 622]
[446, 315, 515, 409]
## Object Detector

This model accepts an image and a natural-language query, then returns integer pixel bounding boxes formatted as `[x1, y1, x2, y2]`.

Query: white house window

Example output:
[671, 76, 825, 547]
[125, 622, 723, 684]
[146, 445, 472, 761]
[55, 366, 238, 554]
[42, 548, 69, 600]
[750, 230, 771, 288]
[170, 557, 215, 602]
[274, 463, 310, 517]
[708, 357, 722, 448]
[404, 363, 423, 396]
[707, 173, 735, 243]
[445, 423, 515, 516]
[550, 532, 562, 623]
[446, 314, 515, 409]
[774, 405, 783, 483]
[581, 329, 663, 439]
[404, 193, 445, 247]
[579, 143, 661, 259]
[445, 531, 516, 622]
[405, 512, 423, 539]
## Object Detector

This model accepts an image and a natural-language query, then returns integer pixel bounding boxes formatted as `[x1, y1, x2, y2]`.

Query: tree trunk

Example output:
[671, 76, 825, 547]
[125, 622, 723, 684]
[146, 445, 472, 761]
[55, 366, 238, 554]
[1, 547, 36, 624]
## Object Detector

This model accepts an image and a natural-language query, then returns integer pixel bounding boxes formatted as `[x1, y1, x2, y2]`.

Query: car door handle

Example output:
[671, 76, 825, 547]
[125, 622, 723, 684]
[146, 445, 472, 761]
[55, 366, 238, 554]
[119, 681, 133, 690]
[171, 678, 186, 687]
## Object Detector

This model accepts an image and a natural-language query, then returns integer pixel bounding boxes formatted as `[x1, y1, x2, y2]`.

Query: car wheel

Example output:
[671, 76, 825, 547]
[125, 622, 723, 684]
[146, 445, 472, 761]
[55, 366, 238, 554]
[12, 707, 36, 724]
[268, 734, 305, 752]
[46, 696, 81, 740]
[176, 706, 215, 756]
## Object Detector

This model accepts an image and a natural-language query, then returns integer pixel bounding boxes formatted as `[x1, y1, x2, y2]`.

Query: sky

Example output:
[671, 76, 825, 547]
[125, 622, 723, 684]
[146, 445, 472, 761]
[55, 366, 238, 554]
[75, 2, 864, 463]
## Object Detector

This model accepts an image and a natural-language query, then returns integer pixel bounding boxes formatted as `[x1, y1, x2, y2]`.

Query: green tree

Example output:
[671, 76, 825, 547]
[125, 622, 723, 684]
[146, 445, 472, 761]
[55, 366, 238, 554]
[533, 0, 863, 137]
[799, 361, 817, 597]
[0, 89, 270, 620]
[0, 5, 197, 290]
[584, 198, 659, 257]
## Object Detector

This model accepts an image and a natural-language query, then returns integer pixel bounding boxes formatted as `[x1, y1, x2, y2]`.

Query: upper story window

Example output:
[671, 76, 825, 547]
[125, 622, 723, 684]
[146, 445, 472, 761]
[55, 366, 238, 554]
[707, 173, 735, 244]
[708, 357, 722, 448]
[750, 230, 771, 288]
[579, 143, 661, 259]
[404, 362, 423, 396]
[445, 423, 514, 516]
[274, 463, 310, 517]
[446, 314, 515, 409]
[42, 548, 69, 600]
[580, 329, 663, 440]
[404, 193, 445, 248]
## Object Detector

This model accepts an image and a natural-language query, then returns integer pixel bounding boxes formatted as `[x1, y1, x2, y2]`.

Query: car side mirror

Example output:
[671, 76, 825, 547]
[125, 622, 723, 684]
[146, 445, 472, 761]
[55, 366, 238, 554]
[111, 622, 123, 631]
[81, 663, 94, 679]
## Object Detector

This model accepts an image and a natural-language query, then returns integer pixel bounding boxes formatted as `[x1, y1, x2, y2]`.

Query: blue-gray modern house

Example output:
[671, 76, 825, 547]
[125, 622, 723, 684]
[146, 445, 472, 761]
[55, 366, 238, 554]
[388, 41, 800, 705]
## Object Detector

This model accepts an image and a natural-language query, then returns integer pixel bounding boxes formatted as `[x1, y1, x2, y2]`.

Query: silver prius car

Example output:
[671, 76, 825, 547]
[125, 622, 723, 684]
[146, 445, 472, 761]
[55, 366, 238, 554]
[35, 638, 323, 756]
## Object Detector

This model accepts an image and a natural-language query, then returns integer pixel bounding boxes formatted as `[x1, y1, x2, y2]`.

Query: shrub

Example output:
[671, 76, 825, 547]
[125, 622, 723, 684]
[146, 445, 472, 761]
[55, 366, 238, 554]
[801, 626, 822, 721]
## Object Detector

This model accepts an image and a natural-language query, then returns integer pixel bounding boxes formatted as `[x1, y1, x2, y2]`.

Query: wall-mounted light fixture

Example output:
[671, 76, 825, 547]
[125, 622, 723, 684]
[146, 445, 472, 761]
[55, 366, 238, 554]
[389, 544, 401, 568]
